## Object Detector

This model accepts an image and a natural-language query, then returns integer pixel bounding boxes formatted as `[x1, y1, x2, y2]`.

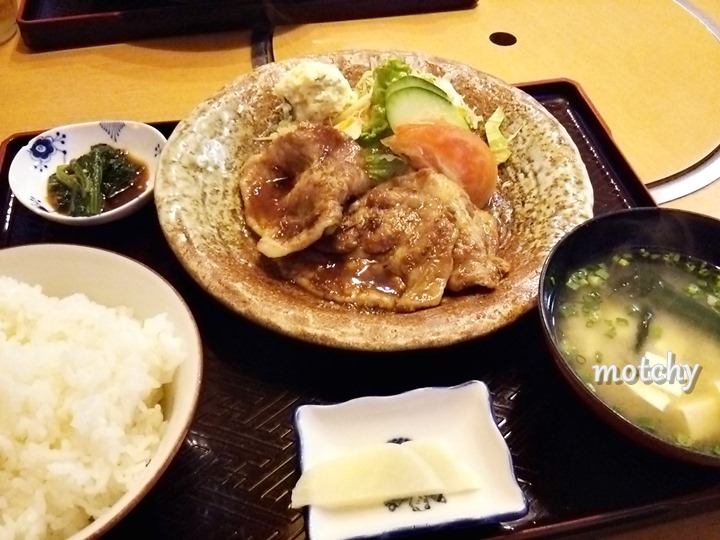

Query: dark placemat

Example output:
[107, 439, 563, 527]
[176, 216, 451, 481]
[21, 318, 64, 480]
[3, 81, 718, 540]
[17, 0, 476, 51]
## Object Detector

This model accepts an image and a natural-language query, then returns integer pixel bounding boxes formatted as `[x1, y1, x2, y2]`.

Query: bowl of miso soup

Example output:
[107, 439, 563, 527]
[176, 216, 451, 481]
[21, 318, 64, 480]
[539, 207, 720, 467]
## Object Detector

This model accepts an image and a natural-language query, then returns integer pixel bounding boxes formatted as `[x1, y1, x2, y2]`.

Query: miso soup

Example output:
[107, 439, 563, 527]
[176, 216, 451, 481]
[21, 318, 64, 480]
[553, 247, 720, 456]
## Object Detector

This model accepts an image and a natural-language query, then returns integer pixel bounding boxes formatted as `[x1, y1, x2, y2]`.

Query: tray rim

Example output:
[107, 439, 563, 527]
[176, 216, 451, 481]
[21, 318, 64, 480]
[516, 77, 656, 210]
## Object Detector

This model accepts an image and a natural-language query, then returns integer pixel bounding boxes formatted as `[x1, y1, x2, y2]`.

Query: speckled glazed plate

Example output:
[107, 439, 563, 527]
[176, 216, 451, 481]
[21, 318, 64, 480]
[154, 50, 593, 351]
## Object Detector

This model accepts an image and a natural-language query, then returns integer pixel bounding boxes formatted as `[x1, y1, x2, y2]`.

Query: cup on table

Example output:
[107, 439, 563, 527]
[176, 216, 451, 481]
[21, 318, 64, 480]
[0, 0, 17, 45]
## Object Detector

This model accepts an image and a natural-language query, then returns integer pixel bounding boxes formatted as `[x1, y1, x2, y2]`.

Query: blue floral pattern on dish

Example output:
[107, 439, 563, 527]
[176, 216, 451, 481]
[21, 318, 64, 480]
[383, 437, 447, 513]
[28, 132, 67, 171]
[29, 196, 52, 213]
[100, 121, 125, 142]
[386, 494, 447, 512]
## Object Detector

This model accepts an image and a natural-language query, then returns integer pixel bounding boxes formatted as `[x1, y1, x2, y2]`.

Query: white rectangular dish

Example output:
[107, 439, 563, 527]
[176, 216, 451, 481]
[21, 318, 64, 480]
[293, 380, 528, 540]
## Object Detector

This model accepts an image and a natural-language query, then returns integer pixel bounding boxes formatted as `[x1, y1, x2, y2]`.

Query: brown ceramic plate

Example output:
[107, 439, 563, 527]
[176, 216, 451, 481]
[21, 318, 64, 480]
[154, 50, 593, 351]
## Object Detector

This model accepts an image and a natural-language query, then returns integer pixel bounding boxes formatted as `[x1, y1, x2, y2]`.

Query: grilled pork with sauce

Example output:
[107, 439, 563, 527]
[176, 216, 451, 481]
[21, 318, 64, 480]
[238, 123, 371, 258]
[277, 170, 509, 312]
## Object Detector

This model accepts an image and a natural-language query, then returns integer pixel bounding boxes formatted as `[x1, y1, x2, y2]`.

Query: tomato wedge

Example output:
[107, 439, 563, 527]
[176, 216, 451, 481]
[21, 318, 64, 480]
[383, 122, 498, 207]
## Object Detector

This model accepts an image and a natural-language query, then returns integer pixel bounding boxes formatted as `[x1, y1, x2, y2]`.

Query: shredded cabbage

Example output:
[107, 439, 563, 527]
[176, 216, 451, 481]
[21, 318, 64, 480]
[424, 74, 483, 130]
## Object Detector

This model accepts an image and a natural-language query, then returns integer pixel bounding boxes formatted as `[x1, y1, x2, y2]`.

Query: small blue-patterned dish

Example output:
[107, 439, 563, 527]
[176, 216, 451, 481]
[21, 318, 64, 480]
[293, 381, 527, 540]
[8, 120, 167, 226]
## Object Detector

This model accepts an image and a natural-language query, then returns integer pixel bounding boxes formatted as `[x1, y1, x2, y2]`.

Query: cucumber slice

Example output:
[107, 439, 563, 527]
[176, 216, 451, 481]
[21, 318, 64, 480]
[385, 75, 449, 101]
[386, 87, 469, 131]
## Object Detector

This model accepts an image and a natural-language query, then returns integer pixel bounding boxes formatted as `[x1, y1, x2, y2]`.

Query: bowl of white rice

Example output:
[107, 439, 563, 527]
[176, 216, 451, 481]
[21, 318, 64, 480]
[0, 243, 202, 539]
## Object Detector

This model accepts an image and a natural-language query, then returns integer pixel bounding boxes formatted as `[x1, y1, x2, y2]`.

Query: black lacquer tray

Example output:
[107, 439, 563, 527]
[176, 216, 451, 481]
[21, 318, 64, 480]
[17, 0, 476, 51]
[3, 81, 719, 539]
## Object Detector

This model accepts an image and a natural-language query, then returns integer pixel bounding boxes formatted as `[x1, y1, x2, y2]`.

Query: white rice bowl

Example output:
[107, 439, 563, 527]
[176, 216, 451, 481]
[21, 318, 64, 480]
[0, 244, 202, 540]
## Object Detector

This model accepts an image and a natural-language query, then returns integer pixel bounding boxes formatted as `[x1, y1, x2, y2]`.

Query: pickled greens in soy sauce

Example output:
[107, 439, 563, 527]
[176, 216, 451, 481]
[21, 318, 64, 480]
[47, 144, 148, 217]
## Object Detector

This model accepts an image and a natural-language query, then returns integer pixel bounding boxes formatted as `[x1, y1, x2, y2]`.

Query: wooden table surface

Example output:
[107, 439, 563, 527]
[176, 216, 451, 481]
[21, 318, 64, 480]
[2, 1, 720, 538]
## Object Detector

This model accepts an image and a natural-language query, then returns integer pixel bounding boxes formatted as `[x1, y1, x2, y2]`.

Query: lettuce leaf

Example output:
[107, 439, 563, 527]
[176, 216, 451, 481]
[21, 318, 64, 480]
[357, 58, 411, 145]
[484, 106, 511, 164]
[363, 146, 408, 183]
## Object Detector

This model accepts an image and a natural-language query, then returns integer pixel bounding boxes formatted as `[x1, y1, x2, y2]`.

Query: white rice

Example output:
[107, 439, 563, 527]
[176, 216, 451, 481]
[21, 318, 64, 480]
[0, 276, 185, 540]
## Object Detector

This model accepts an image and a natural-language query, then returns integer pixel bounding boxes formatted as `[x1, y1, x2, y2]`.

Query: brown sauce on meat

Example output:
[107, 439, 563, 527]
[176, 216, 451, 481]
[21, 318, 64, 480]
[303, 254, 404, 299]
[250, 176, 294, 234]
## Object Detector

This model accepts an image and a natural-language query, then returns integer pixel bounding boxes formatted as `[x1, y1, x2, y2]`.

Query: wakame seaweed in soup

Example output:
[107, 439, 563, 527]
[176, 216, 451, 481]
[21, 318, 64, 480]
[554, 247, 720, 456]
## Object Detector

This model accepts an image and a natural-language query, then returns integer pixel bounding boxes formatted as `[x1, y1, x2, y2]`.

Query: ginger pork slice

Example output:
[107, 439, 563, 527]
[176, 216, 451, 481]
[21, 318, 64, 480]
[238, 122, 372, 258]
[277, 169, 509, 312]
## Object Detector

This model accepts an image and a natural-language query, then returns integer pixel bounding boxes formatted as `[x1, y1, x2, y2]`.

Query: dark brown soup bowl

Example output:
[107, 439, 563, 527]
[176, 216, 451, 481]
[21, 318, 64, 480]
[539, 207, 720, 467]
